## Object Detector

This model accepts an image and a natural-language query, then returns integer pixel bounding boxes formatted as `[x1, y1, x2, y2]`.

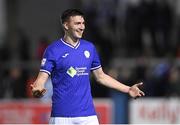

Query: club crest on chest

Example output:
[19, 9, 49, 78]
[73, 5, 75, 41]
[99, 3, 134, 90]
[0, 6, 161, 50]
[84, 50, 90, 58]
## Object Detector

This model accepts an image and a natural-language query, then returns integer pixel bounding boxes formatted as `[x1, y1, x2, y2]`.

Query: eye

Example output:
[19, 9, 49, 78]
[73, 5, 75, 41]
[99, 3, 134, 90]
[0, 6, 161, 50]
[77, 22, 81, 25]
[74, 22, 85, 25]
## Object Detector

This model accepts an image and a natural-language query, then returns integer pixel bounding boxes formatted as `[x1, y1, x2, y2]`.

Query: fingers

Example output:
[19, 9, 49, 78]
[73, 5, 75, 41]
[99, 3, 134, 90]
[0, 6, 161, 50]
[136, 82, 143, 87]
[134, 91, 144, 99]
[32, 89, 46, 98]
[32, 90, 43, 98]
[135, 89, 145, 98]
[30, 83, 46, 98]
[41, 88, 46, 95]
[137, 82, 145, 96]
[131, 82, 145, 99]
[135, 82, 145, 95]
[139, 90, 145, 96]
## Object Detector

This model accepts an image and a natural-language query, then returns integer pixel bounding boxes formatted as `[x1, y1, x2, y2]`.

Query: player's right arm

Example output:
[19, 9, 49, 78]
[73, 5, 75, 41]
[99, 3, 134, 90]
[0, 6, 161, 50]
[30, 72, 49, 98]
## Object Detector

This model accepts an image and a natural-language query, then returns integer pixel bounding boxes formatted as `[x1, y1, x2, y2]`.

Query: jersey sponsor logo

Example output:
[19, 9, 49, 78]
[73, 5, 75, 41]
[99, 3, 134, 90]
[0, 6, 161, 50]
[41, 58, 46, 66]
[66, 66, 89, 77]
[62, 53, 69, 58]
[67, 66, 77, 77]
[75, 67, 88, 76]
[84, 50, 90, 58]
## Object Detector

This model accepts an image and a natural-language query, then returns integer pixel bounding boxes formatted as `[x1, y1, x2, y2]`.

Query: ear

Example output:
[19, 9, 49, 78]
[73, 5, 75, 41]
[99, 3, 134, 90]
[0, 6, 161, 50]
[63, 22, 68, 30]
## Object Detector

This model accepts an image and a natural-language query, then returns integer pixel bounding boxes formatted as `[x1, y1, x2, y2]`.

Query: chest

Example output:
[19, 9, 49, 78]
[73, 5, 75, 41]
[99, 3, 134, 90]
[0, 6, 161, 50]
[56, 49, 93, 71]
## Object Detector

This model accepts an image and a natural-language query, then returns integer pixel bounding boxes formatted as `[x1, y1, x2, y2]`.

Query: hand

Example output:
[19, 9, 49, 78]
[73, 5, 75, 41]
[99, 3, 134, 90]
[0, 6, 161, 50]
[30, 84, 46, 98]
[128, 82, 145, 99]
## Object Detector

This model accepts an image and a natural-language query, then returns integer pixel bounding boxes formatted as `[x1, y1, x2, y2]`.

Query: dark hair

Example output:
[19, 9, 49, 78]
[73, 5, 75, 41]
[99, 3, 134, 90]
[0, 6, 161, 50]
[61, 9, 84, 24]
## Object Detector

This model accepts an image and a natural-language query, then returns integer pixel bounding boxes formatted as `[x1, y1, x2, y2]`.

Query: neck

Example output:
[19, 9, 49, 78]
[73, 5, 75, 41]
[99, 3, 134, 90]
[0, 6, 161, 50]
[63, 34, 79, 47]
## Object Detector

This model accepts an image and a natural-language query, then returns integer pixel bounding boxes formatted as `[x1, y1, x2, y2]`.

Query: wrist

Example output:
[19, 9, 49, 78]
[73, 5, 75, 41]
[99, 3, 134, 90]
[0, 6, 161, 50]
[126, 86, 131, 94]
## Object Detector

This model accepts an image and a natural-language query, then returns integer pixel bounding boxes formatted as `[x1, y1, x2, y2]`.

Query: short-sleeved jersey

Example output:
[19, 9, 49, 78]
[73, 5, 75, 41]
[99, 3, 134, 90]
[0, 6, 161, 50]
[40, 38, 101, 117]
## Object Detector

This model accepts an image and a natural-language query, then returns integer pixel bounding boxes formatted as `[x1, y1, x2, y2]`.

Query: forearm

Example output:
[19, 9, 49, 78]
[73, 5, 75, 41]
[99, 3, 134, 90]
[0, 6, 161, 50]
[33, 72, 49, 89]
[97, 73, 130, 93]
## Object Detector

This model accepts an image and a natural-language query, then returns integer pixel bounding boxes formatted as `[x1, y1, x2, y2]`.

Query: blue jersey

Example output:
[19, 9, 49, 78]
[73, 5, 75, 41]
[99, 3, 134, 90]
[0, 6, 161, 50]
[40, 38, 101, 117]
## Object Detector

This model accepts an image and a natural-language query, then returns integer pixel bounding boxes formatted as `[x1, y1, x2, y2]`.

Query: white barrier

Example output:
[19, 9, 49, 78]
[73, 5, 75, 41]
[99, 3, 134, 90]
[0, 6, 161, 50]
[129, 98, 180, 124]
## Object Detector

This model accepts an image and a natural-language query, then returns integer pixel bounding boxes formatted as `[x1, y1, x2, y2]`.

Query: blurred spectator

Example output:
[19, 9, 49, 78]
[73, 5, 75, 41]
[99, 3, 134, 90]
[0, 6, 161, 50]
[0, 43, 11, 61]
[139, 0, 159, 56]
[125, 0, 143, 57]
[82, 0, 114, 66]
[95, 0, 116, 65]
[133, 56, 147, 82]
[147, 60, 171, 96]
[18, 29, 31, 61]
[156, 0, 173, 56]
[108, 66, 134, 87]
[169, 66, 180, 96]
[3, 65, 28, 98]
[0, 69, 8, 98]
[175, 17, 180, 58]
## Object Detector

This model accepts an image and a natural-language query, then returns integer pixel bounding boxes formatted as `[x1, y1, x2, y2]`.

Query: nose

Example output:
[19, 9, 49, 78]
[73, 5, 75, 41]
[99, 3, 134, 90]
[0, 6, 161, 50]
[80, 23, 85, 30]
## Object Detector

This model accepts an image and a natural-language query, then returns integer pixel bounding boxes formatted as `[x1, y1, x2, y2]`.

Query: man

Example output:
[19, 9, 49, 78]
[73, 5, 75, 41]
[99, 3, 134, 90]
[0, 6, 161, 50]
[31, 9, 145, 125]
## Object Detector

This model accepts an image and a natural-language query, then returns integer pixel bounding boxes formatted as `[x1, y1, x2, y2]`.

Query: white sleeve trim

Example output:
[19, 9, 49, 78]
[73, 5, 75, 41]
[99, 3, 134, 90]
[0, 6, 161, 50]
[90, 65, 101, 70]
[40, 69, 51, 75]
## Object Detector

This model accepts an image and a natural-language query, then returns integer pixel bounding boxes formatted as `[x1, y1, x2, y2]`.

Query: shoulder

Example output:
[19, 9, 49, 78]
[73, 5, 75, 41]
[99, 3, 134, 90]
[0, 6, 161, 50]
[80, 39, 95, 48]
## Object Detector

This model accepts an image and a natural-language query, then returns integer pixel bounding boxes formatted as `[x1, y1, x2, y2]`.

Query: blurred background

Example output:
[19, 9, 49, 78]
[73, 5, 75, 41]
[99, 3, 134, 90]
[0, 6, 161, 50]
[0, 0, 180, 124]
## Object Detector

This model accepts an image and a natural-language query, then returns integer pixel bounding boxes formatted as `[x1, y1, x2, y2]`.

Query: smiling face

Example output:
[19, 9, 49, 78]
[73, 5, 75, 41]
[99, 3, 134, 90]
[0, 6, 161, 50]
[63, 15, 85, 40]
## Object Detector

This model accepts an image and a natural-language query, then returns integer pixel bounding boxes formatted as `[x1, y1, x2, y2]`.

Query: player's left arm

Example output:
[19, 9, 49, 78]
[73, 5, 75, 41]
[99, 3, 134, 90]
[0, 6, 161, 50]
[92, 67, 145, 98]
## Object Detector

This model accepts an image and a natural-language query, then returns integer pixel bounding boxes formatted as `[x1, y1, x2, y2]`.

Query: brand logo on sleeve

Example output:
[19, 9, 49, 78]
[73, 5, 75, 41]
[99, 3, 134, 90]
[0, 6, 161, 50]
[62, 53, 69, 58]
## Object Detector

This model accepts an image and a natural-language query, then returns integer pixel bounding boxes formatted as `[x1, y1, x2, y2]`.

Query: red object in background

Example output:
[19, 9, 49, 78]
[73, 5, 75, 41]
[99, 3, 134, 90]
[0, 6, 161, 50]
[37, 37, 49, 59]
[94, 99, 113, 124]
[0, 99, 113, 124]
[0, 100, 51, 124]
[26, 77, 36, 98]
